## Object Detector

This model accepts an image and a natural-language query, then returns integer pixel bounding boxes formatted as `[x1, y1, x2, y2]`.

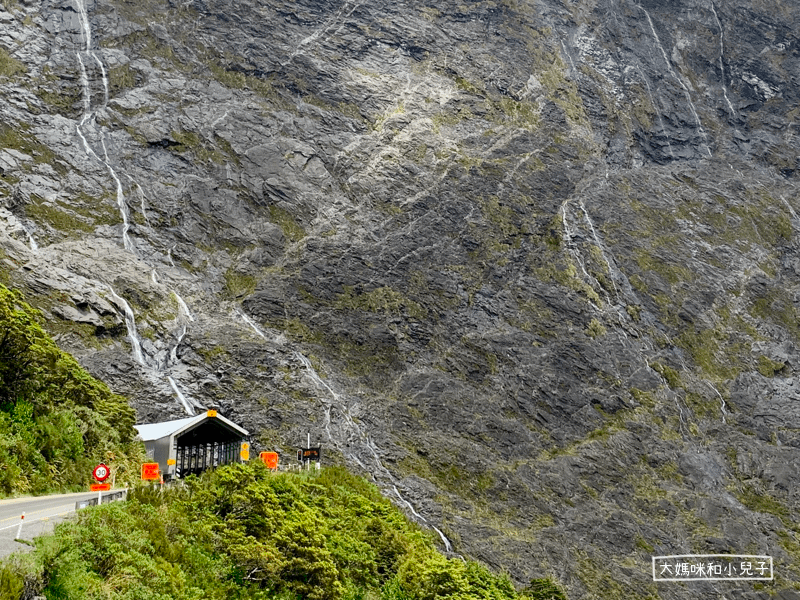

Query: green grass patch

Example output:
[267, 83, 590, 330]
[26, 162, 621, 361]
[223, 269, 256, 299]
[335, 286, 426, 319]
[268, 205, 305, 242]
[0, 46, 24, 78]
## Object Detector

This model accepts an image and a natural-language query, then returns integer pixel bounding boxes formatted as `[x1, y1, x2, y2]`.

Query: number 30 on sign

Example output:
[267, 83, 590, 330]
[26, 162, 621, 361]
[93, 463, 110, 482]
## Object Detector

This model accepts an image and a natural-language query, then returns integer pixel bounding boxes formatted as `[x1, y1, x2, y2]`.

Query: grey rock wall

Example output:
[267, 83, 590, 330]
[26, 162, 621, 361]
[1, 0, 800, 596]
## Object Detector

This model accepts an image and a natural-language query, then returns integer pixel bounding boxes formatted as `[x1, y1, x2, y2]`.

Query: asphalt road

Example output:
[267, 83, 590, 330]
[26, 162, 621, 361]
[0, 491, 123, 558]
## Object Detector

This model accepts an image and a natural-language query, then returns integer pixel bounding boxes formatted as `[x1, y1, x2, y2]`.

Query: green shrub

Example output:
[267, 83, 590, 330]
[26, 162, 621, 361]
[7, 463, 553, 600]
[0, 284, 143, 494]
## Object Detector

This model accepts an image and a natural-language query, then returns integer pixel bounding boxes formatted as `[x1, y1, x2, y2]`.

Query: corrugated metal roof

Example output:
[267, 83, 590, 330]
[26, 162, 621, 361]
[134, 412, 250, 442]
[134, 415, 199, 441]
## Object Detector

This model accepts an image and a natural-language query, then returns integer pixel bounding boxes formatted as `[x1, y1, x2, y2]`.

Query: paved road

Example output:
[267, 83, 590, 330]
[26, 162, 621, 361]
[0, 491, 123, 558]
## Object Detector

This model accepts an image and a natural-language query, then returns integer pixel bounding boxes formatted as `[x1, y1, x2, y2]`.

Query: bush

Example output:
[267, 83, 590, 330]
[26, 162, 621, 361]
[0, 284, 144, 495]
[2, 464, 561, 600]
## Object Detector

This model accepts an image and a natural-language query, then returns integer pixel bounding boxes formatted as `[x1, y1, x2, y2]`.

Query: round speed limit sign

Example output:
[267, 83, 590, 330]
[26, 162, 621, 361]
[93, 463, 110, 482]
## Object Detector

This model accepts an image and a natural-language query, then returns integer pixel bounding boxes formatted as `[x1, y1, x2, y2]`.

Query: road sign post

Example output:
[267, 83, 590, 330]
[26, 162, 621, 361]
[92, 463, 110, 483]
[298, 447, 321, 471]
[141, 463, 160, 481]
[260, 451, 279, 470]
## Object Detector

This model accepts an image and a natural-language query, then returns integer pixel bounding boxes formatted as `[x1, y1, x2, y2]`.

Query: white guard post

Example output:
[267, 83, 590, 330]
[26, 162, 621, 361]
[16, 512, 24, 538]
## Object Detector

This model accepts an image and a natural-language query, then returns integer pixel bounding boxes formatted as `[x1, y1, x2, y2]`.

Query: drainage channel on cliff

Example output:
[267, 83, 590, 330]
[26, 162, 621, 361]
[233, 307, 456, 553]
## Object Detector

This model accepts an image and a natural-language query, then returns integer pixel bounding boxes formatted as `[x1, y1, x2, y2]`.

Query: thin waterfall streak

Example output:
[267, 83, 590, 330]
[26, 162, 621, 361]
[705, 382, 727, 423]
[392, 486, 454, 551]
[75, 0, 91, 50]
[129, 177, 149, 225]
[101, 137, 133, 252]
[579, 199, 619, 298]
[19, 222, 38, 251]
[75, 52, 101, 162]
[170, 325, 187, 365]
[709, 1, 735, 116]
[560, 201, 590, 281]
[106, 286, 145, 365]
[638, 4, 712, 157]
[151, 269, 159, 284]
[76, 53, 91, 116]
[168, 376, 194, 415]
[781, 195, 798, 222]
[92, 52, 109, 108]
[560, 40, 577, 74]
[393, 486, 425, 520]
[174, 292, 195, 322]
[236, 308, 267, 339]
[639, 70, 674, 158]
[432, 526, 453, 553]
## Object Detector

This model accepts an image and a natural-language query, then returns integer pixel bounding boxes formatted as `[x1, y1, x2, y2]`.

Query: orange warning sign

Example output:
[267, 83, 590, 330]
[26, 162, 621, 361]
[90, 483, 111, 491]
[260, 452, 279, 470]
[141, 463, 160, 480]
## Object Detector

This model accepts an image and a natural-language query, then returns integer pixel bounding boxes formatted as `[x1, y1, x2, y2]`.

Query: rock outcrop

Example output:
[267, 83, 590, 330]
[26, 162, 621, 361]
[2, 0, 800, 596]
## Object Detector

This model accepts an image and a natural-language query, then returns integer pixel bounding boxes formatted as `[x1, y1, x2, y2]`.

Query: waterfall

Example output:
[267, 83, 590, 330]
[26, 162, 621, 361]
[26, 231, 38, 251]
[705, 382, 727, 423]
[19, 222, 38, 251]
[75, 53, 96, 158]
[294, 351, 455, 551]
[432, 526, 453, 553]
[638, 4, 712, 158]
[709, 1, 735, 117]
[101, 136, 134, 252]
[560, 201, 593, 283]
[72, 0, 209, 420]
[168, 376, 194, 416]
[560, 199, 607, 306]
[92, 53, 109, 108]
[105, 286, 145, 365]
[174, 292, 195, 322]
[170, 325, 187, 366]
[391, 486, 455, 552]
[235, 308, 268, 340]
[781, 195, 799, 223]
[75, 0, 91, 51]
[579, 199, 619, 298]
[638, 69, 675, 159]
[128, 177, 150, 226]
[74, 0, 134, 253]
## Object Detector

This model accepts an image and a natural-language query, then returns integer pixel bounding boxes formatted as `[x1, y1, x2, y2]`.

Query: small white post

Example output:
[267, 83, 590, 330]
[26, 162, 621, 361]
[16, 513, 24, 538]
[98, 490, 102, 505]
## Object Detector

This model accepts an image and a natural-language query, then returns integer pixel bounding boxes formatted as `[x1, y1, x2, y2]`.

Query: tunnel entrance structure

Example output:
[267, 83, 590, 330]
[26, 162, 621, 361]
[134, 411, 250, 480]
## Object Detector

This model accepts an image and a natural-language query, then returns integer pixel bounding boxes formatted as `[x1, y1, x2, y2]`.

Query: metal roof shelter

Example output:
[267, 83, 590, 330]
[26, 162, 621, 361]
[134, 411, 249, 480]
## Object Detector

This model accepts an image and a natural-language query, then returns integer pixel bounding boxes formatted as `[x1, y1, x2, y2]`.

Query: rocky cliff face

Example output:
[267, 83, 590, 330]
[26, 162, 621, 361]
[2, 0, 800, 596]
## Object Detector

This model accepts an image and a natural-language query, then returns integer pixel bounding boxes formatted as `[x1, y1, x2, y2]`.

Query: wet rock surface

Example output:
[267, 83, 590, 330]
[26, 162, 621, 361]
[1, 0, 800, 596]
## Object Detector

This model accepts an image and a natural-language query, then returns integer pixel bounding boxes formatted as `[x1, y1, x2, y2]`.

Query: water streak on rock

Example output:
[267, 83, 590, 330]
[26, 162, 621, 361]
[106, 285, 145, 366]
[709, 1, 735, 117]
[168, 375, 194, 415]
[174, 292, 195, 322]
[638, 3, 712, 157]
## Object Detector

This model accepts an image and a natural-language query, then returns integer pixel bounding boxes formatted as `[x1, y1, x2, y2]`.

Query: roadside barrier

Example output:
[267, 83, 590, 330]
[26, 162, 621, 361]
[75, 489, 127, 510]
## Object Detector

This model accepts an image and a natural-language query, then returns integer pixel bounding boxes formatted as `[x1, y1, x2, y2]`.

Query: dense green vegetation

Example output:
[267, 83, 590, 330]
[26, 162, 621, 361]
[0, 464, 566, 600]
[0, 283, 143, 495]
